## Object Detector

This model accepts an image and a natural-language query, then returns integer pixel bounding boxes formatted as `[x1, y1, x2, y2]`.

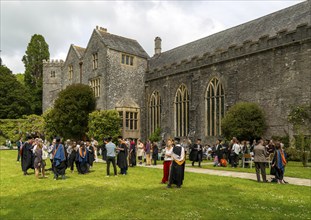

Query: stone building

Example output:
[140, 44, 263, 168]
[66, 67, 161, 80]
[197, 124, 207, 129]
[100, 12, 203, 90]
[43, 1, 311, 142]
[43, 26, 149, 139]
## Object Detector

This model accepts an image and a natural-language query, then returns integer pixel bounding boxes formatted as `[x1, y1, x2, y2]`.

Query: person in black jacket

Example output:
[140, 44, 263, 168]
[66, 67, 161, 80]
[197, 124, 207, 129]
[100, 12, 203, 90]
[117, 136, 128, 175]
[87, 140, 95, 168]
[21, 135, 34, 175]
[102, 138, 107, 162]
[152, 141, 158, 166]
[189, 138, 203, 167]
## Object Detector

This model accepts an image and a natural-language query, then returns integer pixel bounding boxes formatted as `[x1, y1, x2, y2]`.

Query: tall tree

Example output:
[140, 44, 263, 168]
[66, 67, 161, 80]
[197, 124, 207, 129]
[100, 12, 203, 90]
[43, 84, 96, 140]
[0, 65, 31, 118]
[22, 34, 50, 115]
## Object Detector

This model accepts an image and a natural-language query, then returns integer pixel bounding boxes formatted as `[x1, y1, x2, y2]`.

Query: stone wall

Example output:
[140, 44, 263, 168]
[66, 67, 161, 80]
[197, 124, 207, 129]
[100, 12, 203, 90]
[145, 24, 311, 143]
[82, 31, 108, 110]
[62, 46, 82, 89]
[42, 59, 64, 112]
[107, 49, 148, 139]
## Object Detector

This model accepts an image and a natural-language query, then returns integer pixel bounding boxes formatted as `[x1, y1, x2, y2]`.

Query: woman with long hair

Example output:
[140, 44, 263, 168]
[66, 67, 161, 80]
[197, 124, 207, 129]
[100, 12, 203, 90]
[161, 138, 173, 184]
[34, 141, 46, 179]
[76, 142, 89, 174]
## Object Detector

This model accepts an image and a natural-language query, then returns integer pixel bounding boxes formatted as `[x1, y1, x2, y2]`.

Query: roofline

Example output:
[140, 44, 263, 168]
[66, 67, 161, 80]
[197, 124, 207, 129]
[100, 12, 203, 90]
[153, 0, 308, 57]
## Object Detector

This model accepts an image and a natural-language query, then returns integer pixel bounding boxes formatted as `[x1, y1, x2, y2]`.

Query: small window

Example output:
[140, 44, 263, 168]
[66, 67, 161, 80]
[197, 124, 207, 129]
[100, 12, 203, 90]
[92, 53, 98, 70]
[121, 54, 134, 66]
[89, 78, 100, 97]
[68, 66, 73, 80]
[50, 71, 55, 78]
[125, 111, 138, 130]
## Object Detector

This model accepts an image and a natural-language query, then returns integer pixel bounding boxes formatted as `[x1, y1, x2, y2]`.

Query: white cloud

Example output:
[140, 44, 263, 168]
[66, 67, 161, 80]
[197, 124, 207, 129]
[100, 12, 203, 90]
[0, 0, 302, 73]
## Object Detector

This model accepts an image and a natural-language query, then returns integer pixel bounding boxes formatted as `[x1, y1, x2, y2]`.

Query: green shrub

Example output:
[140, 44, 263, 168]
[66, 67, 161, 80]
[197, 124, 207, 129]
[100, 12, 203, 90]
[221, 102, 267, 141]
[0, 115, 44, 145]
[87, 110, 121, 145]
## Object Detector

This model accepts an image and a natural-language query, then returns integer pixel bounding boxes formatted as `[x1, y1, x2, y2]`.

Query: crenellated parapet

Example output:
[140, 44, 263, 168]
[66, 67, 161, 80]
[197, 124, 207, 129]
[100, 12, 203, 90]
[42, 59, 64, 67]
[146, 23, 311, 81]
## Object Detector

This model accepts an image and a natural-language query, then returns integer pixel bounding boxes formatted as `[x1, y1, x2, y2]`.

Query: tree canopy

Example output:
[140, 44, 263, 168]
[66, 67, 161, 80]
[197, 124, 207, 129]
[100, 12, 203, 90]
[87, 110, 121, 144]
[0, 65, 31, 119]
[221, 102, 267, 141]
[22, 34, 50, 115]
[149, 127, 162, 142]
[43, 84, 96, 140]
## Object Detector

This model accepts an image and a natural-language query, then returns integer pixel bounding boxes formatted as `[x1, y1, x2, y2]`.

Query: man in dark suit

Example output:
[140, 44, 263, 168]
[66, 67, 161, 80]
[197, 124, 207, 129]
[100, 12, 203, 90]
[190, 138, 203, 167]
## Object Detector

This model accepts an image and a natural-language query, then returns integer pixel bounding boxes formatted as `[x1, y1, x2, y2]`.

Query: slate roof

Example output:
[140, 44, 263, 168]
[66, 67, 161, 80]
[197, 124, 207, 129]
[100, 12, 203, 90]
[96, 29, 150, 59]
[72, 45, 86, 59]
[149, 0, 311, 70]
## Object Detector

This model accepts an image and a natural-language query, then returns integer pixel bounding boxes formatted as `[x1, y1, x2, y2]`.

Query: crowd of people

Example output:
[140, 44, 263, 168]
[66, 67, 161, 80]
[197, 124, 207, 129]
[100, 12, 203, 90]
[18, 133, 287, 186]
[20, 136, 99, 179]
[185, 137, 287, 184]
[18, 134, 186, 188]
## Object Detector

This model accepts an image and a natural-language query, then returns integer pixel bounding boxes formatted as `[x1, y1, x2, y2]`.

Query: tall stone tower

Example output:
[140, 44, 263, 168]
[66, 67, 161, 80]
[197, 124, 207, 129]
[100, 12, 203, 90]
[42, 59, 64, 112]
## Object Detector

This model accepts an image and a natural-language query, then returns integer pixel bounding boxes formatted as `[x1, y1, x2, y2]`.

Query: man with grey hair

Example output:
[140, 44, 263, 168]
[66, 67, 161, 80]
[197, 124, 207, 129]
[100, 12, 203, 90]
[253, 138, 268, 182]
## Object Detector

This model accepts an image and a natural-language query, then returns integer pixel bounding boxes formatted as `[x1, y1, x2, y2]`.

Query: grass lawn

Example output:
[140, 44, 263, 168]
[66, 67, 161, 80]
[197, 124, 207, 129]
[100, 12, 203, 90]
[1, 150, 311, 220]
[197, 160, 311, 179]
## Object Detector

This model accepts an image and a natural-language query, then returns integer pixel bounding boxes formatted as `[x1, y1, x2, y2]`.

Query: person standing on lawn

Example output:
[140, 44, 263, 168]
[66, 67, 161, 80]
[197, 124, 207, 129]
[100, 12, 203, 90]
[152, 141, 158, 166]
[117, 136, 128, 175]
[215, 139, 223, 166]
[137, 139, 144, 165]
[87, 140, 95, 168]
[102, 138, 108, 162]
[16, 137, 23, 162]
[52, 137, 67, 180]
[34, 141, 46, 179]
[129, 138, 136, 167]
[145, 139, 152, 166]
[67, 141, 77, 173]
[21, 135, 34, 175]
[190, 138, 203, 167]
[167, 137, 185, 188]
[253, 138, 268, 182]
[76, 142, 89, 174]
[272, 142, 287, 184]
[105, 137, 117, 177]
[161, 138, 173, 184]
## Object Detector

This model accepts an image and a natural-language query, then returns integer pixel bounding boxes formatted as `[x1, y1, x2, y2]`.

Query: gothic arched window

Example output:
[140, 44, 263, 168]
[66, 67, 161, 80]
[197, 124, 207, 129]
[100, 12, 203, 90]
[149, 91, 161, 135]
[205, 78, 225, 136]
[175, 84, 189, 137]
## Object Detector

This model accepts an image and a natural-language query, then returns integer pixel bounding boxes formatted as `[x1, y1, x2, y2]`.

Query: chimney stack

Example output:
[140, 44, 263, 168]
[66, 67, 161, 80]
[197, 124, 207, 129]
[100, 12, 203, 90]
[154, 37, 162, 55]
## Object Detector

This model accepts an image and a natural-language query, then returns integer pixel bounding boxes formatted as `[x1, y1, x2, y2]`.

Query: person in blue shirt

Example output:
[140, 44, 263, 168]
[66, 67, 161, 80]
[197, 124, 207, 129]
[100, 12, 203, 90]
[105, 137, 117, 177]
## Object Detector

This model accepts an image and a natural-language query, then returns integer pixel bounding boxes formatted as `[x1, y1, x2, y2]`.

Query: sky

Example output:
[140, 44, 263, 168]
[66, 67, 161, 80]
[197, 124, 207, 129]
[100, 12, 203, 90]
[0, 0, 303, 74]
